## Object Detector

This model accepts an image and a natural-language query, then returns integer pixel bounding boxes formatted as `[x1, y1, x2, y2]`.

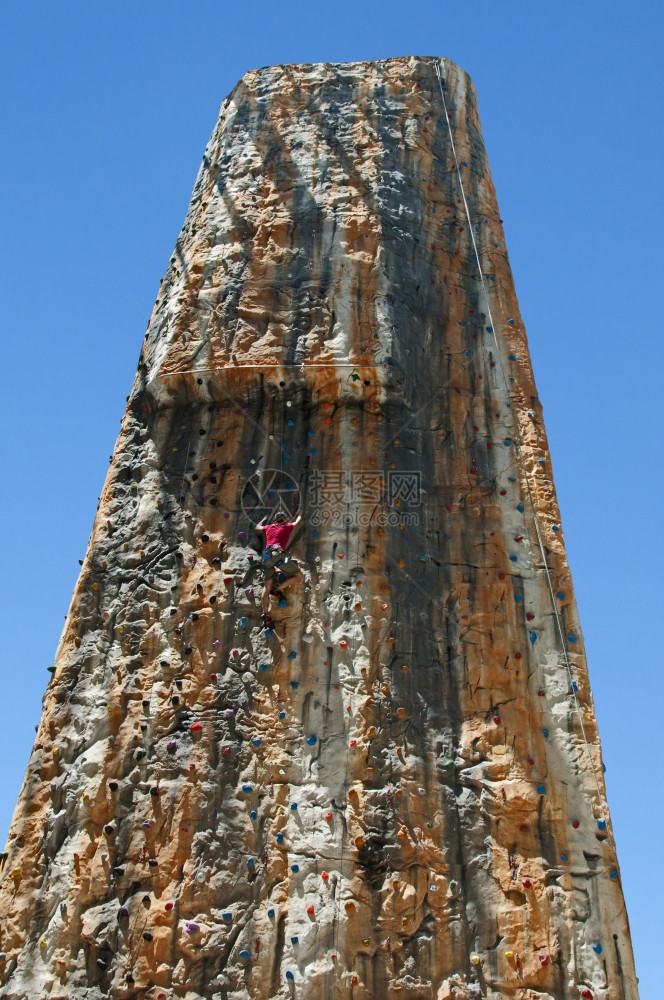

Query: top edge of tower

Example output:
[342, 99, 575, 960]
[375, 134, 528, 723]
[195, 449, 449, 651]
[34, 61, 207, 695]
[222, 54, 475, 105]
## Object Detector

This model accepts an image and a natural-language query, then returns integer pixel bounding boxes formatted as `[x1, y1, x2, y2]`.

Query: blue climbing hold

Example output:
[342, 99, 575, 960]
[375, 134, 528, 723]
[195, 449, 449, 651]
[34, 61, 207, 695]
[291, 863, 299, 873]
[537, 784, 546, 795]
[556, 592, 565, 600]
[264, 629, 273, 638]
[567, 635, 577, 644]
[278, 711, 286, 720]
[246, 858, 254, 869]
[308, 430, 315, 437]
[570, 681, 579, 692]
[268, 907, 275, 918]
[239, 949, 250, 960]
[530, 631, 537, 645]
[276, 832, 284, 844]
[508, 354, 516, 361]
[307, 735, 317, 746]
[250, 810, 257, 820]
[278, 598, 288, 608]
[287, 419, 294, 426]
[486, 326, 493, 333]
[560, 854, 569, 862]
[504, 439, 512, 447]
[552, 525, 559, 532]
[287, 651, 297, 660]
[542, 728, 549, 739]
[610, 870, 618, 880]
[239, 617, 247, 628]
[509, 555, 518, 562]
[597, 819, 607, 831]
[286, 971, 294, 981]
[222, 911, 232, 921]
[508, 476, 517, 482]
[290, 802, 298, 811]
[242, 784, 254, 794]
[291, 680, 299, 689]
[514, 594, 522, 603]
[291, 936, 299, 945]
[516, 504, 524, 513]
[312, 530, 319, 538]
[593, 942, 603, 955]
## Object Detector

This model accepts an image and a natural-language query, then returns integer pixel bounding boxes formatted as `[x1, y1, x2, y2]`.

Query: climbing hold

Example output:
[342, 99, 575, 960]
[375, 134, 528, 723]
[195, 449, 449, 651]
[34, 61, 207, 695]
[307, 735, 317, 746]
[242, 784, 254, 794]
[286, 971, 295, 981]
[567, 634, 578, 643]
[164, 902, 174, 911]
[522, 878, 532, 889]
[592, 942, 603, 954]
[189, 721, 203, 732]
[287, 651, 297, 660]
[276, 832, 284, 844]
[290, 863, 299, 873]
[529, 631, 537, 644]
[185, 922, 200, 933]
[246, 858, 255, 869]
[307, 904, 315, 916]
[470, 953, 481, 966]
[537, 785, 546, 795]
[542, 728, 549, 738]
[325, 811, 333, 822]
[339, 640, 348, 649]
[239, 617, 247, 628]
[222, 911, 232, 921]
[597, 819, 607, 831]
[239, 949, 250, 960]
[572, 820, 580, 829]
[321, 871, 329, 881]
[505, 950, 514, 960]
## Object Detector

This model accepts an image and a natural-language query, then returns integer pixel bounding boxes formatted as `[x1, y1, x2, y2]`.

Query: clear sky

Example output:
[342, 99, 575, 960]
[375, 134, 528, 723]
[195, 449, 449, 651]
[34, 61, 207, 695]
[1, 1, 661, 994]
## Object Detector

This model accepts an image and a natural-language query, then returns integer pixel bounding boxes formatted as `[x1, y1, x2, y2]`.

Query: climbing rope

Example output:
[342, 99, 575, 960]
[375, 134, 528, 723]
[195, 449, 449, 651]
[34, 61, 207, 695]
[434, 57, 606, 816]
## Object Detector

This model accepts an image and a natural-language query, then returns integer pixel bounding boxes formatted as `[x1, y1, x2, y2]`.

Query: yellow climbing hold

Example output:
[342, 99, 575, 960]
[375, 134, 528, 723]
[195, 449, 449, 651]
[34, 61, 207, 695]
[470, 954, 481, 966]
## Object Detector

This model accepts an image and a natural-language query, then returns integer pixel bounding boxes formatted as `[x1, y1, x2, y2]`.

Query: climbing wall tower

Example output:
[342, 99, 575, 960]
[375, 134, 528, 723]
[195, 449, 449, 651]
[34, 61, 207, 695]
[0, 57, 638, 1000]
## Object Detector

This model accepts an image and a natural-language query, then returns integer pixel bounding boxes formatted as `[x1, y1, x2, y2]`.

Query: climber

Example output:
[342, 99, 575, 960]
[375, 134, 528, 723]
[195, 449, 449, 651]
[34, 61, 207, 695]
[255, 510, 303, 627]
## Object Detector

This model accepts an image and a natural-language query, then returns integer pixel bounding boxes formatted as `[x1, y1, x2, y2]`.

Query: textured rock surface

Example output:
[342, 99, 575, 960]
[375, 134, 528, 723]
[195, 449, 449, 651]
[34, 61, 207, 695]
[0, 56, 637, 1000]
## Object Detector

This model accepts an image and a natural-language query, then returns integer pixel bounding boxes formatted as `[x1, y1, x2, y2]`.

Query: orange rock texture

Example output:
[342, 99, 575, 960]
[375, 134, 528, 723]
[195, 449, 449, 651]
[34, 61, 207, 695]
[0, 56, 637, 1000]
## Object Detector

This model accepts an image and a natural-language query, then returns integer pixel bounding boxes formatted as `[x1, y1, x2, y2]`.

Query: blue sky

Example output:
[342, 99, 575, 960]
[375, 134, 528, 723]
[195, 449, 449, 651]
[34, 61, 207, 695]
[1, 1, 661, 993]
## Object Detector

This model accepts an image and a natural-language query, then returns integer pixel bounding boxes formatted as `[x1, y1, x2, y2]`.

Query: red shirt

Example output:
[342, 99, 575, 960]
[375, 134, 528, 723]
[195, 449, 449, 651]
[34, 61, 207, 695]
[264, 522, 294, 549]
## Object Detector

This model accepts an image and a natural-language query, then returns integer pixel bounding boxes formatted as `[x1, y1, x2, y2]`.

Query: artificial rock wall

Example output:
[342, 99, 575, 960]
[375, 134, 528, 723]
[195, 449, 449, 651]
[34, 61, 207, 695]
[0, 56, 638, 1000]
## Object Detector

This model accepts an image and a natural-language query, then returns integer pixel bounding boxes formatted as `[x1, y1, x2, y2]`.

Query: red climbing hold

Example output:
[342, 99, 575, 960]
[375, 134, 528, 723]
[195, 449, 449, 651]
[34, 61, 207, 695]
[498, 572, 505, 580]
[573, 820, 580, 829]
[340, 640, 348, 650]
[325, 812, 333, 822]
[522, 878, 532, 889]
[493, 715, 501, 725]
[190, 722, 203, 732]
[307, 904, 315, 916]
[581, 991, 593, 1000]
[526, 613, 535, 621]
[514, 652, 522, 660]
[321, 871, 329, 881]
